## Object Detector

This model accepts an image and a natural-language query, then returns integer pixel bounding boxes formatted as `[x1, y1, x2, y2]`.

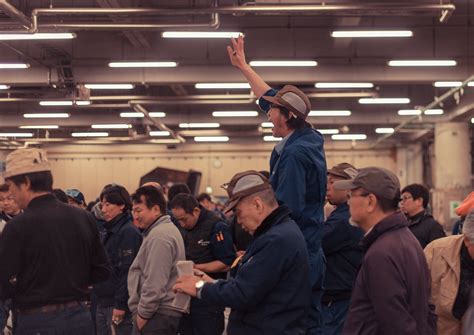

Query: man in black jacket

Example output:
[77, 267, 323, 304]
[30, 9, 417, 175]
[400, 183, 445, 248]
[334, 167, 436, 335]
[0, 148, 110, 334]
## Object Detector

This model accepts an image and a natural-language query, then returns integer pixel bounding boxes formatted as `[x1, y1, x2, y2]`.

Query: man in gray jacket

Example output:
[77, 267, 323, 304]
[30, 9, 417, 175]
[128, 186, 186, 334]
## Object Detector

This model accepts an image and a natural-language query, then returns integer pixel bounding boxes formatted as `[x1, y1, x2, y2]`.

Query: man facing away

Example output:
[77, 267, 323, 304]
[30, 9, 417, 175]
[0, 148, 110, 334]
[334, 167, 437, 335]
[128, 185, 186, 334]
[174, 170, 311, 335]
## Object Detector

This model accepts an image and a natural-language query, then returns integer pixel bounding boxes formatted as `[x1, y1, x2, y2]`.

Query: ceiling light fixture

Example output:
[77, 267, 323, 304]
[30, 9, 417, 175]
[0, 63, 30, 69]
[24, 113, 70, 118]
[263, 136, 282, 142]
[359, 98, 410, 104]
[0, 132, 33, 137]
[162, 31, 242, 39]
[39, 100, 73, 106]
[179, 123, 220, 128]
[91, 124, 132, 129]
[195, 83, 251, 89]
[194, 136, 229, 142]
[433, 81, 474, 88]
[249, 60, 317, 67]
[120, 112, 166, 118]
[388, 60, 457, 67]
[0, 85, 10, 89]
[317, 129, 340, 135]
[19, 125, 59, 129]
[309, 110, 352, 116]
[261, 122, 274, 128]
[331, 134, 367, 140]
[71, 132, 109, 137]
[75, 100, 91, 106]
[315, 82, 374, 89]
[331, 30, 413, 38]
[149, 131, 170, 136]
[424, 109, 444, 115]
[0, 33, 75, 40]
[212, 111, 258, 117]
[84, 84, 135, 90]
[109, 61, 177, 68]
[375, 128, 395, 134]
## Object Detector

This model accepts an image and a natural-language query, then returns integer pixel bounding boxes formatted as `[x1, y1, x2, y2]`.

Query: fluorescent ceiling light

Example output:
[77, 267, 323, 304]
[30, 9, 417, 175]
[151, 139, 181, 144]
[261, 122, 274, 128]
[179, 123, 220, 128]
[120, 112, 166, 118]
[24, 113, 70, 118]
[0, 85, 10, 89]
[71, 132, 109, 137]
[309, 110, 352, 116]
[195, 83, 251, 89]
[317, 129, 339, 135]
[331, 134, 367, 140]
[388, 60, 457, 67]
[212, 111, 258, 117]
[75, 100, 91, 106]
[39, 100, 73, 106]
[398, 109, 422, 116]
[433, 81, 474, 88]
[0, 63, 30, 69]
[84, 84, 135, 90]
[424, 109, 444, 115]
[149, 131, 170, 136]
[471, 118, 474, 124]
[249, 60, 317, 67]
[91, 124, 132, 129]
[19, 125, 59, 129]
[162, 31, 241, 39]
[375, 128, 395, 134]
[194, 136, 229, 142]
[264, 136, 282, 142]
[0, 33, 75, 40]
[0, 132, 33, 137]
[331, 30, 413, 38]
[359, 98, 410, 104]
[109, 61, 177, 68]
[315, 82, 374, 89]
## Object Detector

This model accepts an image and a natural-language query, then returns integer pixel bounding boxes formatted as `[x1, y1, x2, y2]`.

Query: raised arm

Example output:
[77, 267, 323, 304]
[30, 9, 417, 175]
[227, 35, 271, 97]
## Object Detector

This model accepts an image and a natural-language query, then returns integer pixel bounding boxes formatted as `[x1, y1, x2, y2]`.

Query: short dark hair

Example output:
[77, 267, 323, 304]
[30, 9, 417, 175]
[170, 193, 199, 214]
[258, 170, 270, 179]
[52, 188, 69, 203]
[168, 183, 191, 203]
[401, 184, 429, 208]
[197, 193, 212, 203]
[276, 105, 312, 130]
[100, 185, 132, 212]
[132, 186, 167, 214]
[0, 183, 8, 193]
[6, 171, 53, 193]
[377, 189, 401, 213]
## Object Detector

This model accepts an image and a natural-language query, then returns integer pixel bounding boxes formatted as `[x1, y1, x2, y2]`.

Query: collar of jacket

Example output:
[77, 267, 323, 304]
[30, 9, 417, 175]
[104, 212, 131, 232]
[439, 235, 464, 276]
[27, 193, 56, 208]
[280, 126, 318, 152]
[142, 214, 169, 236]
[407, 210, 431, 226]
[253, 205, 292, 238]
[360, 211, 408, 250]
[334, 202, 349, 214]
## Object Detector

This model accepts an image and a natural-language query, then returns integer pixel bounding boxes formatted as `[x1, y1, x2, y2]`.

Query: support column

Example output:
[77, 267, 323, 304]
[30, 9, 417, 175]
[396, 143, 424, 188]
[432, 122, 472, 231]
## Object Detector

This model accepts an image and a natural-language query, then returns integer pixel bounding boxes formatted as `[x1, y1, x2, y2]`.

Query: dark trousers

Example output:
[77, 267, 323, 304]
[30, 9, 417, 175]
[178, 299, 224, 335]
[307, 248, 326, 335]
[133, 313, 181, 335]
[14, 303, 93, 335]
[96, 305, 132, 335]
[320, 300, 350, 335]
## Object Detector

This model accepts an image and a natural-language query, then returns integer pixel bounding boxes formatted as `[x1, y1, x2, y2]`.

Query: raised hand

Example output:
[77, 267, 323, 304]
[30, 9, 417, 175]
[227, 35, 248, 69]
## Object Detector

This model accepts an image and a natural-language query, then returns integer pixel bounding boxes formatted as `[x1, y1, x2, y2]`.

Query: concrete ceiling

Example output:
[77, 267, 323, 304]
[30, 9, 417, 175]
[0, 0, 472, 147]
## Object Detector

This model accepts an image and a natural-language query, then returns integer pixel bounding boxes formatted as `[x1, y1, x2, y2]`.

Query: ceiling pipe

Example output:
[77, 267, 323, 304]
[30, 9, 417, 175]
[0, 0, 32, 29]
[131, 103, 185, 143]
[371, 74, 474, 149]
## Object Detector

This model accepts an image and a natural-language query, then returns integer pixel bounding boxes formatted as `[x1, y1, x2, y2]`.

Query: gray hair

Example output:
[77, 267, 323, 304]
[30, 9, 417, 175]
[464, 208, 474, 241]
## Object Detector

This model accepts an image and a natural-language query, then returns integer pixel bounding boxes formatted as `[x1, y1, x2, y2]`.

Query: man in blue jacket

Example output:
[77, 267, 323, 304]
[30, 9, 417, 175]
[174, 170, 311, 335]
[322, 163, 364, 334]
[228, 35, 327, 333]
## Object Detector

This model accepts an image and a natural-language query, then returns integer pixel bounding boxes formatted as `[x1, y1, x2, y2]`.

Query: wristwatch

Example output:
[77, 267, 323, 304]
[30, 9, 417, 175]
[195, 280, 205, 299]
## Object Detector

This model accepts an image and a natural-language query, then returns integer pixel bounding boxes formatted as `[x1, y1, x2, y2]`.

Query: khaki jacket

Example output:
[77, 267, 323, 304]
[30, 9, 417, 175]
[425, 235, 466, 335]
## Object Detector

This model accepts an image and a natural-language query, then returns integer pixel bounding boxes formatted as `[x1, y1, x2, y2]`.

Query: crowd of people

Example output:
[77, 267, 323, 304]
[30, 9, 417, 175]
[0, 35, 472, 335]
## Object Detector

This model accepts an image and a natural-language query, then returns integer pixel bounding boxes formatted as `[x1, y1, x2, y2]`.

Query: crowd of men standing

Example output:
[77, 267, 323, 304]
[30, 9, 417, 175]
[0, 35, 472, 335]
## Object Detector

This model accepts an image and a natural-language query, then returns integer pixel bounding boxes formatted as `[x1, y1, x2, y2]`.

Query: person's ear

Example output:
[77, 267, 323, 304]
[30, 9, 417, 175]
[366, 194, 377, 213]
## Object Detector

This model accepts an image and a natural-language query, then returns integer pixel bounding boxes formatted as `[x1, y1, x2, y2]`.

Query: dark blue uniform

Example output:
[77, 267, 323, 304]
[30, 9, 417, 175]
[179, 208, 235, 335]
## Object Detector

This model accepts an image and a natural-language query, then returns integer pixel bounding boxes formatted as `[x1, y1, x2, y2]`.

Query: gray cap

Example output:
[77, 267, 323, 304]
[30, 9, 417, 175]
[221, 170, 272, 213]
[333, 167, 400, 200]
[327, 162, 358, 180]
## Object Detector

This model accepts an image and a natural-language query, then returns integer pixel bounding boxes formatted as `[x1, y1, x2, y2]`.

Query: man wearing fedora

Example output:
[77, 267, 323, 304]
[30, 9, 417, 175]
[174, 170, 311, 335]
[228, 35, 327, 333]
[0, 148, 110, 334]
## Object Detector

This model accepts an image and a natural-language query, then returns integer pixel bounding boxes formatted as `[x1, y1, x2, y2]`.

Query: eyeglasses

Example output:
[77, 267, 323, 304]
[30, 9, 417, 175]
[400, 195, 413, 202]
